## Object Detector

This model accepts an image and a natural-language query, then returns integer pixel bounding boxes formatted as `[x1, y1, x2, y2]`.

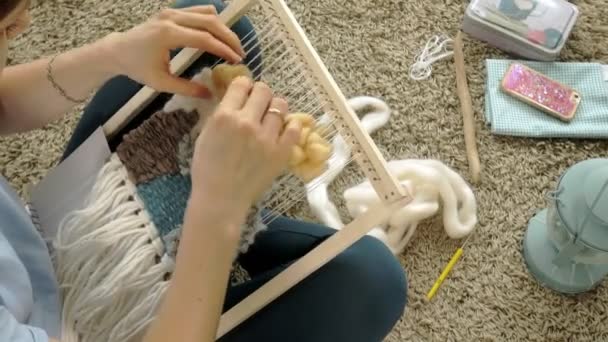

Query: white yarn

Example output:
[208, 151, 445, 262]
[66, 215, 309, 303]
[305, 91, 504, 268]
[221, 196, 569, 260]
[409, 34, 454, 81]
[306, 96, 392, 241]
[54, 154, 171, 342]
[305, 97, 477, 254]
[343, 160, 477, 254]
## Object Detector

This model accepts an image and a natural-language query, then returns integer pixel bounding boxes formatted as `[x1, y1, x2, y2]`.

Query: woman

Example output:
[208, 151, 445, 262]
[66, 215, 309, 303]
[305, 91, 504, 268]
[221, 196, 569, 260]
[0, 0, 407, 341]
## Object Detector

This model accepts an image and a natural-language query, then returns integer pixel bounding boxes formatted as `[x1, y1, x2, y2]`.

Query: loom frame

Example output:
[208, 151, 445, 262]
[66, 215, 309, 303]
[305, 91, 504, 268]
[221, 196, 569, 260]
[102, 0, 413, 338]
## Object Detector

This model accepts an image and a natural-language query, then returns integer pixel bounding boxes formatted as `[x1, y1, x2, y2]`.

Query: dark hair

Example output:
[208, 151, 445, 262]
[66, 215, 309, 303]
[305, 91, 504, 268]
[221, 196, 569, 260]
[0, 0, 25, 19]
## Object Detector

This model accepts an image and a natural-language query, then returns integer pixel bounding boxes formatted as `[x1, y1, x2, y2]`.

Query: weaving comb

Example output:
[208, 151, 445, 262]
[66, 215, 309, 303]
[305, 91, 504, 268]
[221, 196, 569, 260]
[102, 0, 413, 338]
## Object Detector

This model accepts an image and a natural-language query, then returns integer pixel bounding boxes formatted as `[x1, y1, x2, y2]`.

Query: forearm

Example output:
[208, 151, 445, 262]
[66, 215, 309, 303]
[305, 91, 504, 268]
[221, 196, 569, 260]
[0, 35, 117, 134]
[143, 194, 246, 342]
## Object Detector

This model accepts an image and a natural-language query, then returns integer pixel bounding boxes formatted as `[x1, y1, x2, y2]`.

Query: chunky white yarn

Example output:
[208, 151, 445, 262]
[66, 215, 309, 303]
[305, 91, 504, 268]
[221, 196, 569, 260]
[343, 159, 477, 254]
[306, 97, 477, 254]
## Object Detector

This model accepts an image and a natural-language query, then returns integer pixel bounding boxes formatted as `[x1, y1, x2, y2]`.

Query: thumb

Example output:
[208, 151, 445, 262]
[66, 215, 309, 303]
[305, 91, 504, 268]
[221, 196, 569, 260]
[278, 119, 302, 161]
[280, 119, 302, 147]
[150, 72, 212, 99]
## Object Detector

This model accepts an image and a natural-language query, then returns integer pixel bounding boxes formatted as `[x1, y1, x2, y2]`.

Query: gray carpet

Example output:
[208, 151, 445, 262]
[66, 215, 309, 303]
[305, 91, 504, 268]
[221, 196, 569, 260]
[2, 0, 608, 340]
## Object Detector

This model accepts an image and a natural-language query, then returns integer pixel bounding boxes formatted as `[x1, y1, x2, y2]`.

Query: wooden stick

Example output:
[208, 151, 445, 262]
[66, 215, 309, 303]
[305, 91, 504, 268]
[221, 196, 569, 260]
[216, 195, 413, 339]
[102, 0, 257, 139]
[453, 31, 481, 184]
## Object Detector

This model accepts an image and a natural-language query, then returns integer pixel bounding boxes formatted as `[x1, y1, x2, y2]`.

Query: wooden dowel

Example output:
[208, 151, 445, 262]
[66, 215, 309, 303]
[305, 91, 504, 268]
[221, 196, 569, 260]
[453, 31, 481, 184]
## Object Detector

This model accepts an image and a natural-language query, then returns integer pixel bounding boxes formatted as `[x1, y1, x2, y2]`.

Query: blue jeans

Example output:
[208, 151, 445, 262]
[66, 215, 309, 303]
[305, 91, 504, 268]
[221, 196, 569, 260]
[63, 0, 407, 340]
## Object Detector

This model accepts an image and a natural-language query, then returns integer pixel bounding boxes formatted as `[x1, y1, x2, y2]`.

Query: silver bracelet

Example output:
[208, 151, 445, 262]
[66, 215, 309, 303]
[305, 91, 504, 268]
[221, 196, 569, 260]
[46, 55, 87, 104]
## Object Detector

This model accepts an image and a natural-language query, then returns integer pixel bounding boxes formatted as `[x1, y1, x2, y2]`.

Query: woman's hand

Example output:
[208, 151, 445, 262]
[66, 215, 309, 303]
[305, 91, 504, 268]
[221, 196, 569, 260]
[188, 77, 301, 230]
[145, 78, 301, 342]
[102, 5, 245, 98]
[144, 78, 300, 341]
[0, 4, 249, 135]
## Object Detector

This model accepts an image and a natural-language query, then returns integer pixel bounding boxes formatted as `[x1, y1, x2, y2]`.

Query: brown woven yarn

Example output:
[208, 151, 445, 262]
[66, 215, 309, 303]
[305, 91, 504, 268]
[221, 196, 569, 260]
[116, 109, 198, 184]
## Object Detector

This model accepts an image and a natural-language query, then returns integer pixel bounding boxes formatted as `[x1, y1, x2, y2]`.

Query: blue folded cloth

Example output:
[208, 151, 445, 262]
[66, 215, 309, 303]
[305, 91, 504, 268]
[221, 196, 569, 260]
[485, 59, 608, 138]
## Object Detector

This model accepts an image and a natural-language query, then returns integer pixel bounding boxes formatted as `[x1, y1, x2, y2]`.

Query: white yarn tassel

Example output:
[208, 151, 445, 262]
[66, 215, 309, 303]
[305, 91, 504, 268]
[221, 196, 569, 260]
[54, 154, 171, 342]
[409, 34, 454, 81]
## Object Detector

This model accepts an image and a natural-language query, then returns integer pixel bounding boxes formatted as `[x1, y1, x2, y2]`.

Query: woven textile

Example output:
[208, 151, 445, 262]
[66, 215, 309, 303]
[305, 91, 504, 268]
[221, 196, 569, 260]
[484, 59, 608, 138]
[52, 67, 269, 342]
[115, 108, 267, 256]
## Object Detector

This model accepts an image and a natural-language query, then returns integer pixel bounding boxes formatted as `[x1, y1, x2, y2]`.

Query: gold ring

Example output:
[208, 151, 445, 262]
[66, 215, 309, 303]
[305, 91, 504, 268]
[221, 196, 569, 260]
[266, 107, 285, 118]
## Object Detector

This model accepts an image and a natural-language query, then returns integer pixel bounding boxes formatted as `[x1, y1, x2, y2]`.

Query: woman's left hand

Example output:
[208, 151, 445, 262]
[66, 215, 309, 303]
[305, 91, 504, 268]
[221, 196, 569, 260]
[101, 5, 246, 98]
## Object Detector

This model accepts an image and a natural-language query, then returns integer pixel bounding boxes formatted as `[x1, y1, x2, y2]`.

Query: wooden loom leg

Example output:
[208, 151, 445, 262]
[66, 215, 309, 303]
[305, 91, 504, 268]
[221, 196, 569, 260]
[102, 0, 257, 139]
[216, 196, 412, 339]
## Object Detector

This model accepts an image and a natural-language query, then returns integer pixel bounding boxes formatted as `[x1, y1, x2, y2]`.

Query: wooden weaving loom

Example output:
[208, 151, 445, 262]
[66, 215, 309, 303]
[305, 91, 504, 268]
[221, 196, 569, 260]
[102, 0, 413, 338]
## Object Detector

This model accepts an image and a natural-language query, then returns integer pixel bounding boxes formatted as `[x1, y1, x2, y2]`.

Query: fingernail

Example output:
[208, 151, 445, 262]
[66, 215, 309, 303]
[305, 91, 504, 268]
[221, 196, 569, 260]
[289, 119, 301, 131]
[197, 86, 212, 99]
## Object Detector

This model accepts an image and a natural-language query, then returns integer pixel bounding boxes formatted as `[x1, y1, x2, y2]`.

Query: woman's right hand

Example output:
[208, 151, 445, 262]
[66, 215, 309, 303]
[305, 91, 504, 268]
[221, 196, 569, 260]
[147, 77, 300, 342]
[187, 76, 301, 233]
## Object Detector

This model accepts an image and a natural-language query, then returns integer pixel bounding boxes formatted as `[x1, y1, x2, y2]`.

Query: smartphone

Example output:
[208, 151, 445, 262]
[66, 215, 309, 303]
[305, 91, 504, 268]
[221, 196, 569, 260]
[500, 63, 581, 122]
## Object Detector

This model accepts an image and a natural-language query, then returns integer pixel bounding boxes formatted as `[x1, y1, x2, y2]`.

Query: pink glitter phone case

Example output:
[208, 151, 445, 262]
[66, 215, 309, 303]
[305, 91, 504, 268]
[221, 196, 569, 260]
[501, 63, 581, 122]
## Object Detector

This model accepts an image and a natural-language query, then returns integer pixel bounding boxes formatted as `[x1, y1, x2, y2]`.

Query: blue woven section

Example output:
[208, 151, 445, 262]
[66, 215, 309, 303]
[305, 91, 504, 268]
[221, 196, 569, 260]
[136, 173, 192, 238]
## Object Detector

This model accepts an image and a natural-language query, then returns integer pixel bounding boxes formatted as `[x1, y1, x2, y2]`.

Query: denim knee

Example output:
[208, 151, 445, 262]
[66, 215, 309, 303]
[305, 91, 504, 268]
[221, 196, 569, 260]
[329, 235, 408, 340]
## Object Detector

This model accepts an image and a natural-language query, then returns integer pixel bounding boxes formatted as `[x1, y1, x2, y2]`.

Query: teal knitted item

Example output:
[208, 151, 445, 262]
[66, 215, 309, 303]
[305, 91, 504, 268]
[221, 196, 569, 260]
[485, 59, 608, 138]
